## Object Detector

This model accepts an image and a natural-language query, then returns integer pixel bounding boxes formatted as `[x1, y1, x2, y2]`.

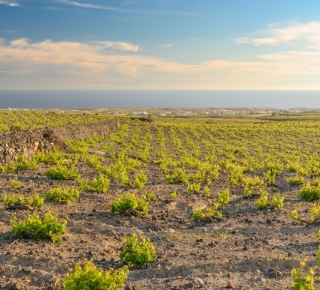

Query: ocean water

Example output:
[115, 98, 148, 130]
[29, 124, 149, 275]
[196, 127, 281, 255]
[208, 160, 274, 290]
[0, 90, 320, 109]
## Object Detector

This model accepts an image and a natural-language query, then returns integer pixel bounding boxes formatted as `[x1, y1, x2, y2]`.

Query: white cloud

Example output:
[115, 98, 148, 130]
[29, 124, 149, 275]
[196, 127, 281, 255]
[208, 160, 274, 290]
[122, 0, 146, 5]
[0, 38, 196, 76]
[236, 21, 320, 48]
[161, 43, 175, 48]
[56, 0, 119, 11]
[55, 0, 195, 16]
[95, 41, 140, 52]
[0, 0, 20, 6]
[1, 38, 320, 89]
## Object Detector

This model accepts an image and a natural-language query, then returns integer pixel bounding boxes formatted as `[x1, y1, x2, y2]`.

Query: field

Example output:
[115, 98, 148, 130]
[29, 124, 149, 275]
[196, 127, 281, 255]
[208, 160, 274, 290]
[1, 111, 320, 289]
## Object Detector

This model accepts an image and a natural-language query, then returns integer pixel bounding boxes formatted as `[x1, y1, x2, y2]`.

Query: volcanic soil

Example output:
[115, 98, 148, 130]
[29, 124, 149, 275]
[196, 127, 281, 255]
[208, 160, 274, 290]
[0, 123, 319, 290]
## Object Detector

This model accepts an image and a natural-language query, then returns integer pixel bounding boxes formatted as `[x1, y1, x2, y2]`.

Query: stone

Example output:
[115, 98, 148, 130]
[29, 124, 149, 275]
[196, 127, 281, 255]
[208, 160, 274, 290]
[10, 283, 22, 290]
[256, 277, 266, 284]
[226, 281, 236, 288]
[194, 277, 206, 287]
[266, 268, 282, 278]
[21, 267, 33, 275]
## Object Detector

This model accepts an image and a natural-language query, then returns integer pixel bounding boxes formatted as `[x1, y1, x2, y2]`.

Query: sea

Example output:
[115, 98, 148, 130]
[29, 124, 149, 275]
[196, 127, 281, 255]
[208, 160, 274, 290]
[0, 90, 320, 109]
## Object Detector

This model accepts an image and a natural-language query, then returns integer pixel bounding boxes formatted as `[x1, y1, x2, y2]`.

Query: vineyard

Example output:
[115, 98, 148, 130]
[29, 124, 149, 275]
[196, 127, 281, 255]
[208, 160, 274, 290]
[1, 111, 320, 289]
[0, 110, 114, 132]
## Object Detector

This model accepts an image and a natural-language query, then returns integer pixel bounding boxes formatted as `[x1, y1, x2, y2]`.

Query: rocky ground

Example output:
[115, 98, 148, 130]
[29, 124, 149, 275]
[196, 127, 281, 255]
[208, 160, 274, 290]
[0, 124, 319, 290]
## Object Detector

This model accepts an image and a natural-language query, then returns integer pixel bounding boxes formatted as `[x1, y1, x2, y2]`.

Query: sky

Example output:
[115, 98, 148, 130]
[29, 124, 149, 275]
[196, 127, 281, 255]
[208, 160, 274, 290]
[1, 0, 320, 90]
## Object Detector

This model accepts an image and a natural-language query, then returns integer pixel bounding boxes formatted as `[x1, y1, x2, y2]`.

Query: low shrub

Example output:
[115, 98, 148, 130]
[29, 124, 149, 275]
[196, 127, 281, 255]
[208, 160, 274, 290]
[120, 234, 156, 265]
[218, 189, 230, 206]
[0, 161, 16, 173]
[134, 172, 148, 189]
[11, 211, 67, 242]
[63, 261, 129, 290]
[203, 186, 211, 198]
[309, 205, 320, 224]
[192, 203, 222, 221]
[9, 123, 25, 131]
[300, 183, 320, 201]
[256, 192, 268, 209]
[111, 193, 149, 217]
[142, 192, 156, 201]
[165, 168, 187, 184]
[170, 191, 177, 199]
[290, 209, 299, 221]
[187, 183, 201, 194]
[16, 155, 39, 170]
[85, 155, 103, 168]
[90, 174, 110, 193]
[44, 186, 80, 205]
[4, 193, 44, 209]
[45, 166, 80, 180]
[256, 192, 284, 210]
[287, 176, 304, 185]
[34, 149, 68, 165]
[291, 259, 315, 290]
[270, 193, 285, 209]
[11, 177, 21, 189]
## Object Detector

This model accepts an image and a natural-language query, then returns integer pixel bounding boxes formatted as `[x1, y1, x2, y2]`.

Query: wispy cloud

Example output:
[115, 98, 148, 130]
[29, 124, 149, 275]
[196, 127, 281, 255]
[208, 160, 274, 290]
[161, 43, 175, 48]
[160, 39, 198, 48]
[55, 0, 196, 16]
[56, 0, 119, 11]
[0, 0, 20, 7]
[122, 0, 146, 5]
[236, 21, 320, 48]
[94, 41, 140, 52]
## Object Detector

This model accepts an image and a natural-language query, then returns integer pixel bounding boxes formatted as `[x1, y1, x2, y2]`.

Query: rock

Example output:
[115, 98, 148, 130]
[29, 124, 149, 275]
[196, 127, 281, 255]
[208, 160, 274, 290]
[256, 277, 266, 284]
[243, 242, 250, 251]
[21, 267, 33, 275]
[10, 283, 22, 290]
[267, 268, 277, 278]
[62, 234, 70, 241]
[266, 268, 282, 278]
[194, 277, 206, 287]
[226, 281, 235, 288]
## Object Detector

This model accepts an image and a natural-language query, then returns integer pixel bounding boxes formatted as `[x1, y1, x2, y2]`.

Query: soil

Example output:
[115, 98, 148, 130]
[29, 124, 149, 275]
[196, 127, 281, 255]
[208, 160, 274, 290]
[0, 122, 318, 290]
[0, 120, 121, 164]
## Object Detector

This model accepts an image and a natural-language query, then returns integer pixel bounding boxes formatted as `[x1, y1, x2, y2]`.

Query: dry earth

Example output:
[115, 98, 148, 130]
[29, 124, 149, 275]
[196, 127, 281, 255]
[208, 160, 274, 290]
[0, 123, 319, 290]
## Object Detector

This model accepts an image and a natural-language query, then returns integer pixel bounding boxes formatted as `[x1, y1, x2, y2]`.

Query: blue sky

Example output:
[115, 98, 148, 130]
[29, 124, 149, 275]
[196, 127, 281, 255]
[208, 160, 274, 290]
[1, 0, 320, 90]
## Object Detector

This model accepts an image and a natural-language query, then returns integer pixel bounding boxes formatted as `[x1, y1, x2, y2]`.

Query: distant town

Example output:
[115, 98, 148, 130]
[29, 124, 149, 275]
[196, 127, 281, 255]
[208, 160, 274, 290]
[4, 107, 320, 117]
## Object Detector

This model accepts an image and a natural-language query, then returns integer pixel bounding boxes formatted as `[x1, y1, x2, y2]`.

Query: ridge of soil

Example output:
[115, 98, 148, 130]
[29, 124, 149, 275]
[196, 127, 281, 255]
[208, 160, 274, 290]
[0, 119, 121, 165]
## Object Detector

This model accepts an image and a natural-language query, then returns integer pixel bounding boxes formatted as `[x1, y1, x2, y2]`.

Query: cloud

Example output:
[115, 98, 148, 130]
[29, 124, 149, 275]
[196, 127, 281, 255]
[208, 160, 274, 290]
[56, 0, 119, 11]
[55, 0, 196, 16]
[0, 0, 20, 6]
[94, 41, 140, 52]
[160, 39, 198, 48]
[1, 37, 320, 89]
[236, 21, 320, 48]
[0, 38, 196, 76]
[161, 43, 175, 48]
[122, 0, 146, 5]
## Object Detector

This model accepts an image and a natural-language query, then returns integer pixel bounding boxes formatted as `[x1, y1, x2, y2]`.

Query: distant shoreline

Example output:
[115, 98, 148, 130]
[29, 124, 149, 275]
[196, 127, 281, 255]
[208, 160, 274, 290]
[1, 90, 320, 109]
